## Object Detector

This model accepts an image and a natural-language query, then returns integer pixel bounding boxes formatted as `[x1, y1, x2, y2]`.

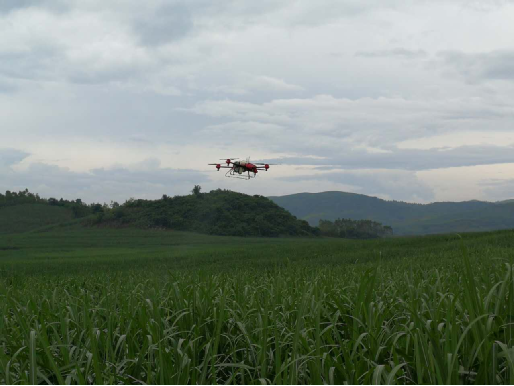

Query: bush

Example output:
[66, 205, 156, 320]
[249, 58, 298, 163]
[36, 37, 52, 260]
[319, 218, 393, 239]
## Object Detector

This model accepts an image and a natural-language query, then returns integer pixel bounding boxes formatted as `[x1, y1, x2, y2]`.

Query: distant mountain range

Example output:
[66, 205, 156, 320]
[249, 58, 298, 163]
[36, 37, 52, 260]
[4, 188, 514, 237]
[269, 191, 514, 235]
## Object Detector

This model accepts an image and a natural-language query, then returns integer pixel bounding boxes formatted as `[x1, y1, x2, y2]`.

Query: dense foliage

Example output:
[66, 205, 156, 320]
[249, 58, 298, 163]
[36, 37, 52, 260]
[319, 218, 393, 239]
[1, 228, 514, 384]
[0, 189, 44, 207]
[89, 189, 317, 237]
[0, 205, 75, 235]
[0, 189, 109, 234]
[270, 191, 514, 235]
[0, 189, 103, 219]
[0, 188, 316, 237]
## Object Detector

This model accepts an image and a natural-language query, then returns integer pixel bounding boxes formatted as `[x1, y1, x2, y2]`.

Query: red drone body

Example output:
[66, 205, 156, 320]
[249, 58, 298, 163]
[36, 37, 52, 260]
[208, 158, 274, 179]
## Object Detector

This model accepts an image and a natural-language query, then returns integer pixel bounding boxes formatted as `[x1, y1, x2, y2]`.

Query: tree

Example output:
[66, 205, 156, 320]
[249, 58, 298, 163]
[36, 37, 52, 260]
[192, 185, 202, 196]
[318, 218, 393, 239]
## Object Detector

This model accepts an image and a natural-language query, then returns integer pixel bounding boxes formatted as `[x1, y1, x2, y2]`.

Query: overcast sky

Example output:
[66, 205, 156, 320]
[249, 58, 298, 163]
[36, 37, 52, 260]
[1, 0, 514, 203]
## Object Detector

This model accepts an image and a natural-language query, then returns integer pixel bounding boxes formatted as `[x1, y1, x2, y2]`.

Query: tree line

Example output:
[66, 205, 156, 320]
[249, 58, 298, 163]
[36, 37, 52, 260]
[1, 188, 393, 239]
[0, 189, 108, 218]
[319, 218, 393, 239]
[89, 188, 317, 237]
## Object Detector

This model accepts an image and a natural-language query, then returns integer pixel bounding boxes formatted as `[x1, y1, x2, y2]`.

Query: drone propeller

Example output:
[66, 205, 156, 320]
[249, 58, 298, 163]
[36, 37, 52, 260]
[253, 163, 279, 165]
[219, 158, 239, 160]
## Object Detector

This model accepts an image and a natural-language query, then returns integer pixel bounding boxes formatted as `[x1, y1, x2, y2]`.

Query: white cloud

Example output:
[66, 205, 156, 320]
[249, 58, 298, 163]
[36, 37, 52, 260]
[246, 76, 304, 91]
[0, 154, 210, 203]
[356, 48, 428, 59]
[204, 121, 285, 136]
[183, 94, 514, 151]
[205, 74, 304, 96]
[1, 0, 514, 202]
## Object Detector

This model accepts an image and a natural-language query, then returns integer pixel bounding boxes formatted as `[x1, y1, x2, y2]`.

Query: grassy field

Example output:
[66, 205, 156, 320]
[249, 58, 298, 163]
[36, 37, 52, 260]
[0, 205, 74, 235]
[1, 228, 514, 384]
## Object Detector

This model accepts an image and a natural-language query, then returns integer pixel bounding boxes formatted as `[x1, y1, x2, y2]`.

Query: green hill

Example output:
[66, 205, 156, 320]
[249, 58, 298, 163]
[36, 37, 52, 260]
[269, 191, 514, 235]
[6, 188, 511, 237]
[0, 204, 75, 235]
[88, 189, 316, 237]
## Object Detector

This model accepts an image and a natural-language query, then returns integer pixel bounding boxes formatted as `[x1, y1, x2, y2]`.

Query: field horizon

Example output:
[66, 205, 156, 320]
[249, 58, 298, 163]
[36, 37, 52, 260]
[4, 187, 514, 239]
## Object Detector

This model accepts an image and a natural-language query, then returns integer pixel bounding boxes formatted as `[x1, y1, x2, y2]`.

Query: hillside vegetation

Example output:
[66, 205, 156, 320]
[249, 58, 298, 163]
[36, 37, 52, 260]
[0, 204, 75, 235]
[0, 188, 316, 237]
[88, 189, 316, 237]
[0, 189, 104, 235]
[319, 218, 393, 238]
[270, 191, 514, 235]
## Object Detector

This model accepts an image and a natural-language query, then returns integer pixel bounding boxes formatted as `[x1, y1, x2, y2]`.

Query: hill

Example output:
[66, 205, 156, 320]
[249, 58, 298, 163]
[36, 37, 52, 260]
[269, 191, 514, 235]
[0, 204, 75, 235]
[0, 189, 105, 235]
[88, 189, 316, 237]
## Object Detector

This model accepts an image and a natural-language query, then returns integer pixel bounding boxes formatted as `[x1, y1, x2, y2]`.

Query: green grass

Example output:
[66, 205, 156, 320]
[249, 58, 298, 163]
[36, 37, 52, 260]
[0, 204, 74, 235]
[1, 228, 514, 384]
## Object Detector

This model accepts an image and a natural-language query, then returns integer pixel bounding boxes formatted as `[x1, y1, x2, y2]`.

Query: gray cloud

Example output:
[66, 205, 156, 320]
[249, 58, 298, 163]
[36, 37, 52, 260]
[90, 159, 209, 187]
[281, 169, 434, 202]
[183, 94, 514, 155]
[0, 78, 17, 93]
[205, 75, 304, 96]
[133, 3, 193, 46]
[462, 0, 513, 12]
[0, 48, 60, 82]
[0, 155, 210, 203]
[1, 0, 514, 203]
[480, 178, 514, 201]
[440, 50, 514, 82]
[262, 145, 514, 171]
[0, 7, 159, 87]
[0, 0, 47, 12]
[356, 48, 428, 59]
[0, 148, 30, 167]
[0, 0, 67, 13]
[67, 67, 143, 86]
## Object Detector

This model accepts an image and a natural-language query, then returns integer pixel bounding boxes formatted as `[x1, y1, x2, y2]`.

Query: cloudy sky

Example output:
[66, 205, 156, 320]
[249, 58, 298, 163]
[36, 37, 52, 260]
[1, 0, 514, 204]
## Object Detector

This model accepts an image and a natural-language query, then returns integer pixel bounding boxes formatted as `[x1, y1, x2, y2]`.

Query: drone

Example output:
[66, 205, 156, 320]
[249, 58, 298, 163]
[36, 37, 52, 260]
[208, 157, 276, 180]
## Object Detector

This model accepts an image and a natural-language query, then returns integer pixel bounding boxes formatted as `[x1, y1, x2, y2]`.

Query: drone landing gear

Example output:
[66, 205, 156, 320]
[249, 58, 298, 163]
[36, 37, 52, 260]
[225, 169, 256, 180]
